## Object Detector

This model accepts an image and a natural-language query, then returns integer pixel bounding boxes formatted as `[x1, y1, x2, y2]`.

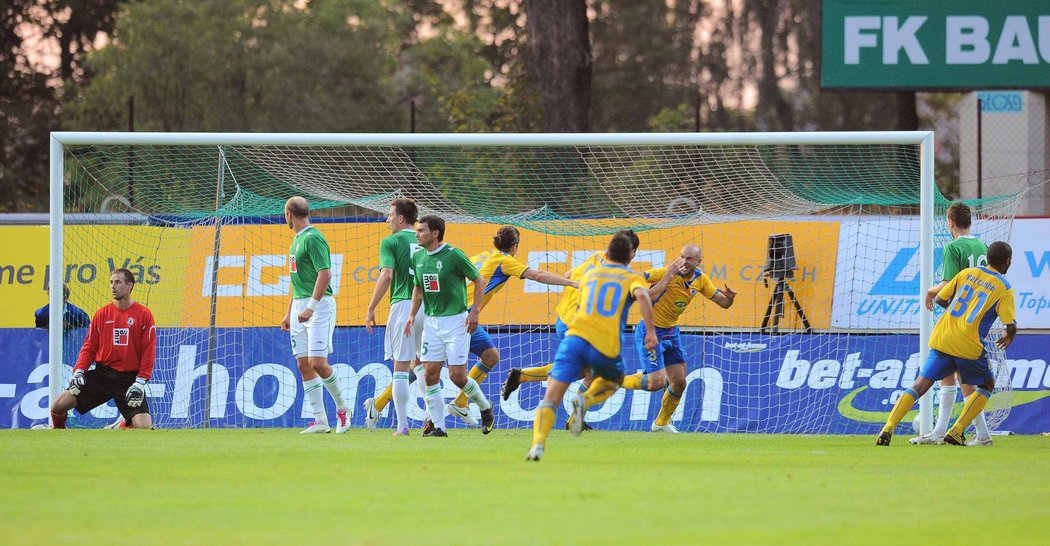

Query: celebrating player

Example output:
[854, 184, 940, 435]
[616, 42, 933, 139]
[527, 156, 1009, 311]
[444, 225, 578, 429]
[622, 244, 735, 433]
[362, 198, 427, 436]
[44, 269, 156, 430]
[912, 202, 994, 445]
[280, 197, 350, 434]
[876, 241, 1016, 446]
[403, 215, 494, 437]
[527, 233, 658, 461]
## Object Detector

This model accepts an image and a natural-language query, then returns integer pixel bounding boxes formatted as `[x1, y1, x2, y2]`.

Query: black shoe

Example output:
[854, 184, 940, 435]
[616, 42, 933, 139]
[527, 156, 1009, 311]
[876, 431, 891, 446]
[424, 427, 448, 437]
[565, 420, 594, 432]
[943, 432, 966, 446]
[422, 419, 435, 436]
[502, 369, 522, 401]
[480, 408, 494, 434]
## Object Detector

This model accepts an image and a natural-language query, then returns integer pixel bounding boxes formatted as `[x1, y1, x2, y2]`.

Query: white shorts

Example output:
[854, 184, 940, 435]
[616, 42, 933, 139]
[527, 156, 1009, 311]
[290, 296, 336, 358]
[420, 312, 470, 366]
[385, 299, 424, 363]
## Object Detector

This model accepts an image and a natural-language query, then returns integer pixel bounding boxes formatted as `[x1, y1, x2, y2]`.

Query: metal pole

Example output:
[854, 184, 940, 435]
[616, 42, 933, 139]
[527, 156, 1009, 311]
[918, 133, 936, 435]
[976, 97, 983, 199]
[203, 147, 226, 427]
[48, 135, 65, 424]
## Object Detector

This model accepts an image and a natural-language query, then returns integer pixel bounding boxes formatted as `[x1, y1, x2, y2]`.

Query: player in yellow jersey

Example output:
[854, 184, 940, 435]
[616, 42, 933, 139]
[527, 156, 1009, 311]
[622, 244, 735, 433]
[877, 241, 1016, 446]
[443, 226, 578, 430]
[502, 230, 648, 398]
[527, 233, 658, 461]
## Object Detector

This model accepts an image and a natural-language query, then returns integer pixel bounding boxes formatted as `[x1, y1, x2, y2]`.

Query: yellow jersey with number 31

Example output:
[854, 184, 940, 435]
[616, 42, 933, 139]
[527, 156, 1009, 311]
[566, 263, 647, 358]
[930, 266, 1015, 360]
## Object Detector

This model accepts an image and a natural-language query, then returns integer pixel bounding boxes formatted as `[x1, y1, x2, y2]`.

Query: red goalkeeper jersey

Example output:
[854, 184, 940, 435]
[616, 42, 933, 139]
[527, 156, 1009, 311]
[74, 302, 157, 381]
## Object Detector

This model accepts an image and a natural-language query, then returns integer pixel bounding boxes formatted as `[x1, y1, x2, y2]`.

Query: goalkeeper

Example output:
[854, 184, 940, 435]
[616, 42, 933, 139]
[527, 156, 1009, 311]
[44, 269, 156, 430]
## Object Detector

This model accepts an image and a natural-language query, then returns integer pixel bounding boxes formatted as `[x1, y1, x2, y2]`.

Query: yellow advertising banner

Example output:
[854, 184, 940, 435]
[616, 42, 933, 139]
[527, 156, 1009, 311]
[2, 221, 838, 329]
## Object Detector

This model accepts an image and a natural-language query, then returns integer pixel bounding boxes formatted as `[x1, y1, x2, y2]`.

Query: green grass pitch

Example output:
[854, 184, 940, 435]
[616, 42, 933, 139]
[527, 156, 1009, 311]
[2, 429, 1048, 545]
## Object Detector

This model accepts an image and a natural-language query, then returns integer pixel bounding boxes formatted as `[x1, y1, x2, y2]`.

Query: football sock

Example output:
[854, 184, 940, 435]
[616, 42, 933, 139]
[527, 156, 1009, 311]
[415, 364, 430, 420]
[425, 382, 446, 432]
[462, 377, 492, 411]
[654, 387, 683, 426]
[392, 371, 410, 431]
[932, 384, 958, 436]
[374, 382, 394, 413]
[622, 372, 645, 390]
[881, 388, 916, 435]
[520, 363, 553, 383]
[321, 371, 347, 412]
[303, 377, 328, 425]
[51, 410, 67, 429]
[582, 377, 618, 407]
[973, 410, 991, 441]
[454, 362, 492, 408]
[532, 401, 556, 447]
[948, 388, 990, 439]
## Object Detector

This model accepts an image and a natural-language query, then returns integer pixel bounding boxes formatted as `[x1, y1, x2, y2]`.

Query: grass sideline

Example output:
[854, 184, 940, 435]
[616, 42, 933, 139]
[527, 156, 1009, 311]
[1, 429, 1047, 545]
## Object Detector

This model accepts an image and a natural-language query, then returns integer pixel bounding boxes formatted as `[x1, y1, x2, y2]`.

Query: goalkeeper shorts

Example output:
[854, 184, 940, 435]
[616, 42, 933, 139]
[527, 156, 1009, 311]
[74, 365, 151, 420]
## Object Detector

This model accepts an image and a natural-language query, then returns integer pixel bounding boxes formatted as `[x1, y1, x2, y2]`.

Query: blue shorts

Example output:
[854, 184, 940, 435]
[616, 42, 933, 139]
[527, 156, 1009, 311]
[469, 325, 496, 357]
[555, 317, 569, 342]
[635, 321, 687, 374]
[920, 348, 994, 386]
[550, 335, 625, 384]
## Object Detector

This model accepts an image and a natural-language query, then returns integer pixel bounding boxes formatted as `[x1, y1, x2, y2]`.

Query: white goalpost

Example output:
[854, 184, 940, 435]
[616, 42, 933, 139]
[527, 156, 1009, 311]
[47, 130, 1019, 434]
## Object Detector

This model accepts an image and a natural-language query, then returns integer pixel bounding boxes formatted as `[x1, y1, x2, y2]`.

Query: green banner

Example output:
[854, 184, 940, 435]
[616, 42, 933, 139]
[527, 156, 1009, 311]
[822, 0, 1050, 89]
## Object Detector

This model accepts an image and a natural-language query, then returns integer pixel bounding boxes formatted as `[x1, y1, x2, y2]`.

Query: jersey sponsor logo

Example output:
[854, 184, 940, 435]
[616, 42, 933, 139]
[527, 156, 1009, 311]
[289, 255, 297, 273]
[113, 328, 130, 346]
[423, 274, 440, 292]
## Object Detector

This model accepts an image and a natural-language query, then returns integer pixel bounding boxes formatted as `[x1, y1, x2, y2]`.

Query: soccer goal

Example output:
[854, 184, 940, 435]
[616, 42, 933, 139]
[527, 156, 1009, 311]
[47, 132, 1026, 433]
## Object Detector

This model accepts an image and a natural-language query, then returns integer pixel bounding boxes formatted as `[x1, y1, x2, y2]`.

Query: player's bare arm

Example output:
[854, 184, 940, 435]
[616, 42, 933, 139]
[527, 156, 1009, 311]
[647, 258, 684, 301]
[523, 268, 578, 289]
[633, 287, 658, 351]
[297, 268, 331, 323]
[925, 281, 948, 311]
[997, 323, 1018, 350]
[713, 284, 737, 309]
[366, 267, 394, 334]
[466, 275, 485, 334]
[404, 285, 423, 337]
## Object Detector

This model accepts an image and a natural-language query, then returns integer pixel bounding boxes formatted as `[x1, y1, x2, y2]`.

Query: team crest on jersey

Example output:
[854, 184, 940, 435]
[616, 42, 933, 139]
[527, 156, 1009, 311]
[113, 328, 130, 346]
[423, 273, 440, 292]
[436, 261, 443, 270]
[289, 255, 297, 272]
[127, 317, 135, 326]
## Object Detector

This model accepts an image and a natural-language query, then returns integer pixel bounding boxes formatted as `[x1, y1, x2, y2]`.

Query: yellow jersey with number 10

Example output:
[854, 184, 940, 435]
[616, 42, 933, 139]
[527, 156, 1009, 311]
[566, 263, 647, 358]
[930, 266, 1015, 360]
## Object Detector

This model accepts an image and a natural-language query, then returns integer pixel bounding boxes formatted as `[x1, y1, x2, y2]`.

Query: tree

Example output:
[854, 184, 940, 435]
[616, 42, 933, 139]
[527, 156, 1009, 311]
[520, 0, 591, 132]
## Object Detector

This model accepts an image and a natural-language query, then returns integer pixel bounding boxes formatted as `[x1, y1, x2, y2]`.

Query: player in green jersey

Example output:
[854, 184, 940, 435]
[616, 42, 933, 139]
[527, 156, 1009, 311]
[280, 197, 349, 434]
[403, 215, 494, 437]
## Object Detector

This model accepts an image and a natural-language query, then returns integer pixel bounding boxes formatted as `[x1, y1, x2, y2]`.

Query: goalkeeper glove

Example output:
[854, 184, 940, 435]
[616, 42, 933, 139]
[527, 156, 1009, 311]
[68, 370, 86, 396]
[126, 379, 147, 408]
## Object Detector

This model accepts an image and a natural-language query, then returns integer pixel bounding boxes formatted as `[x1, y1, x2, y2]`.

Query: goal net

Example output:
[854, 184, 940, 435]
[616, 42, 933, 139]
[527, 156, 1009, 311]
[48, 132, 1026, 433]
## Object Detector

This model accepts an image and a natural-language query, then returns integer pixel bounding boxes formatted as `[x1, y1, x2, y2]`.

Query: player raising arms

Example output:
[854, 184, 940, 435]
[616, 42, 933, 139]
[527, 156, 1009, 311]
[44, 269, 156, 430]
[622, 244, 735, 433]
[445, 225, 578, 429]
[527, 233, 658, 461]
[281, 197, 350, 434]
[404, 215, 494, 437]
[877, 241, 1016, 446]
[363, 198, 426, 436]
[912, 202, 994, 446]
